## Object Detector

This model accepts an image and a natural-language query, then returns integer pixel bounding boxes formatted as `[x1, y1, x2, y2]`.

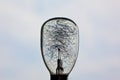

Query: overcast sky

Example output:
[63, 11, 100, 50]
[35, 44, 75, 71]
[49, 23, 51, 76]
[0, 0, 120, 80]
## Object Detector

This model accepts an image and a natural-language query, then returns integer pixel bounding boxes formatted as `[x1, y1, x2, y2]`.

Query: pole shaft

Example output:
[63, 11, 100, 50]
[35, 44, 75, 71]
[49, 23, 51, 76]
[50, 74, 68, 80]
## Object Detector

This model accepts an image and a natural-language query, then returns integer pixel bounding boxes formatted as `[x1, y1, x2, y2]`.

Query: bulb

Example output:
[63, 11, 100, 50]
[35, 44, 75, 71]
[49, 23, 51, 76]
[41, 17, 79, 80]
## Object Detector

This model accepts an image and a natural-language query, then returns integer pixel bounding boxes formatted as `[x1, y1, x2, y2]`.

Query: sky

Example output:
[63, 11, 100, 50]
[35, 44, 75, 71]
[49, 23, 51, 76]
[0, 0, 120, 80]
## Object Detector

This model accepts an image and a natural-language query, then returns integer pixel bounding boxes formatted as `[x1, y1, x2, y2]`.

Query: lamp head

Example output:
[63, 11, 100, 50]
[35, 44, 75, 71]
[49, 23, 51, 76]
[41, 17, 79, 80]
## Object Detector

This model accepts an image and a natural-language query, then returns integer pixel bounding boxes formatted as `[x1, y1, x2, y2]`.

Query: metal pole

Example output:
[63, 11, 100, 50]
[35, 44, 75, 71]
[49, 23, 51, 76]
[51, 74, 68, 80]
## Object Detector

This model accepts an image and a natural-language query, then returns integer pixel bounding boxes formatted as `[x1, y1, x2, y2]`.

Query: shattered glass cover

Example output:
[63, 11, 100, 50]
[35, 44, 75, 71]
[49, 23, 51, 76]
[41, 18, 79, 74]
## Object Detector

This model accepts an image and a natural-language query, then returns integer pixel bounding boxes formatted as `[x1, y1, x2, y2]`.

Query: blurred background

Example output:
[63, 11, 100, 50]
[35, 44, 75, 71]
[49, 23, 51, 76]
[0, 0, 120, 80]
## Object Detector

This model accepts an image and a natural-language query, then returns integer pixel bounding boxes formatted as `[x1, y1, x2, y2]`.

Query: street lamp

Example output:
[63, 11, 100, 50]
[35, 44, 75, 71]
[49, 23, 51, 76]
[40, 17, 79, 80]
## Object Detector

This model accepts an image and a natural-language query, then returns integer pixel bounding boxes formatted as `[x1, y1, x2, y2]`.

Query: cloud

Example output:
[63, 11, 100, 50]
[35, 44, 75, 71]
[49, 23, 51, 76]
[0, 0, 120, 80]
[0, 1, 42, 47]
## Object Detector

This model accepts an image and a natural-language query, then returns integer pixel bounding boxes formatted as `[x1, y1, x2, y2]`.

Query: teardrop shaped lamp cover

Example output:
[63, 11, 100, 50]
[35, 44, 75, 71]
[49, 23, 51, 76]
[41, 17, 79, 77]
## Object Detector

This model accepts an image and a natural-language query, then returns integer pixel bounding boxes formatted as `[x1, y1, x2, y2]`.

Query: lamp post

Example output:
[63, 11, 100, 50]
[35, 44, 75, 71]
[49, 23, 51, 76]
[40, 17, 79, 80]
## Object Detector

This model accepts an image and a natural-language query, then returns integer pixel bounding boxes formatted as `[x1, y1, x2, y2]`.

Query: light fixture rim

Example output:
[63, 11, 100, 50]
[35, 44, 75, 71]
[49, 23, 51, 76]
[40, 17, 79, 75]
